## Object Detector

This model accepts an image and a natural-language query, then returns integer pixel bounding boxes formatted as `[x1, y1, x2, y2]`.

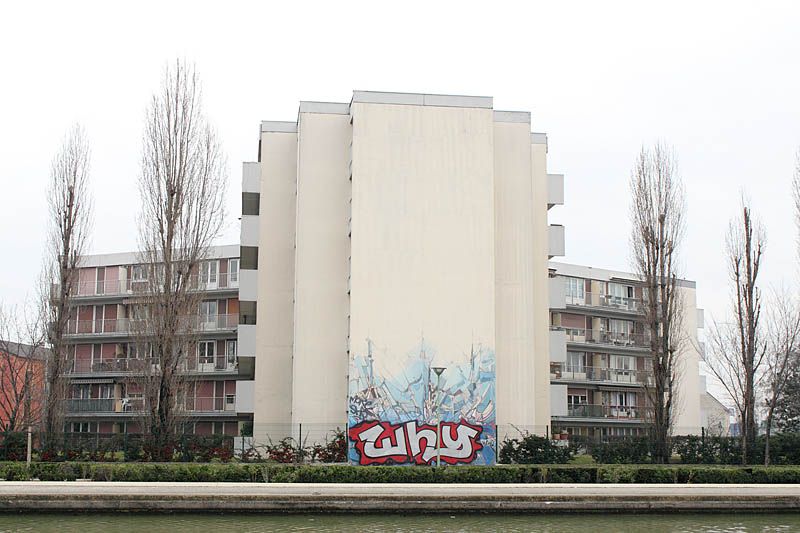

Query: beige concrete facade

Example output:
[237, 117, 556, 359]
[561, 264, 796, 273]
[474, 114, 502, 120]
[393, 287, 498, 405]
[252, 125, 297, 431]
[243, 92, 562, 449]
[291, 109, 351, 435]
[348, 101, 496, 388]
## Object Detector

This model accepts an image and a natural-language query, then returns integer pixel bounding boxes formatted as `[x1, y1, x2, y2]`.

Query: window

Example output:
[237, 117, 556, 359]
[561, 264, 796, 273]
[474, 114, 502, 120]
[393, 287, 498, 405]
[96, 267, 105, 295]
[567, 393, 588, 407]
[617, 392, 637, 406]
[226, 340, 237, 368]
[200, 261, 218, 286]
[608, 319, 633, 335]
[608, 282, 634, 308]
[132, 265, 147, 281]
[242, 192, 260, 216]
[566, 351, 586, 373]
[613, 355, 634, 371]
[72, 385, 91, 399]
[225, 394, 235, 410]
[228, 259, 239, 283]
[130, 304, 149, 321]
[127, 342, 152, 360]
[98, 384, 114, 399]
[71, 422, 92, 433]
[239, 301, 257, 325]
[565, 277, 585, 301]
[199, 300, 218, 320]
[240, 246, 258, 270]
[198, 341, 215, 365]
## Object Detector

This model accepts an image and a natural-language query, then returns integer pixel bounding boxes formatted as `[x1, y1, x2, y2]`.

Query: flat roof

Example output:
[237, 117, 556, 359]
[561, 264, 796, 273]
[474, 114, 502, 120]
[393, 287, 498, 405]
[79, 244, 239, 268]
[549, 261, 696, 289]
[352, 90, 493, 109]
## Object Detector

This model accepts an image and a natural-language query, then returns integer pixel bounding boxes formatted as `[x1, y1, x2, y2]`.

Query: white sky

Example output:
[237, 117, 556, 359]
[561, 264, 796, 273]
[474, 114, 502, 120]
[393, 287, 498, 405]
[2, 1, 799, 375]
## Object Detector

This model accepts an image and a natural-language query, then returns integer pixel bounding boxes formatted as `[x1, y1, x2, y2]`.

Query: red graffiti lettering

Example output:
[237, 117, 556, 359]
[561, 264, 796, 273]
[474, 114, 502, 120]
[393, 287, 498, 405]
[348, 419, 483, 465]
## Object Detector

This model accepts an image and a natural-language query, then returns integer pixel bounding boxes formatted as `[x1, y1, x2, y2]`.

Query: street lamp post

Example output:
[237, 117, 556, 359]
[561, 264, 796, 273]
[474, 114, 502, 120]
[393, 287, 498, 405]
[432, 366, 446, 467]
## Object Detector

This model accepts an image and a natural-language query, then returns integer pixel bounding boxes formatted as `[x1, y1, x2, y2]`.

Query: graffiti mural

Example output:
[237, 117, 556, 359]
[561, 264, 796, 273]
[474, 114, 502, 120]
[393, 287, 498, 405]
[348, 338, 496, 465]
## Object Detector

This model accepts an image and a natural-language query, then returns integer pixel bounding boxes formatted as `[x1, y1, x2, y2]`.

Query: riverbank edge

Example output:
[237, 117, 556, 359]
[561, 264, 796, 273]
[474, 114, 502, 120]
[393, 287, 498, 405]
[1, 483, 800, 513]
[5, 462, 800, 484]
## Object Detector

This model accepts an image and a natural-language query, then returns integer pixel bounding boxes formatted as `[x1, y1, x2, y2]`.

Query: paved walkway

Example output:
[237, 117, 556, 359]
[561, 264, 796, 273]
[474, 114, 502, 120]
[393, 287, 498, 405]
[1, 482, 799, 512]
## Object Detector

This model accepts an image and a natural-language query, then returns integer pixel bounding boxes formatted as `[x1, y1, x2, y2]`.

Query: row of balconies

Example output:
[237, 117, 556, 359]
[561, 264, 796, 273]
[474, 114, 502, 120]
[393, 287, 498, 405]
[550, 363, 653, 387]
[550, 280, 641, 315]
[564, 404, 648, 420]
[67, 356, 238, 376]
[64, 314, 238, 337]
[65, 396, 237, 415]
[565, 292, 640, 313]
[53, 272, 239, 300]
[552, 326, 649, 349]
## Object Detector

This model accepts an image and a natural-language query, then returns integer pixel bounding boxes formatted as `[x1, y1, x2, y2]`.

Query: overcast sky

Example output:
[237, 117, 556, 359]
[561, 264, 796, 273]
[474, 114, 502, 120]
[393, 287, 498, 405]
[2, 1, 799, 362]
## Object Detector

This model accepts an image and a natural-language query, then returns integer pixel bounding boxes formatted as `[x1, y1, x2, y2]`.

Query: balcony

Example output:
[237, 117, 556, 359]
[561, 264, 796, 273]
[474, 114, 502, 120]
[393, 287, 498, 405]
[548, 225, 565, 258]
[65, 396, 236, 415]
[67, 356, 238, 376]
[53, 272, 239, 300]
[547, 173, 564, 208]
[65, 398, 137, 414]
[558, 327, 649, 350]
[563, 404, 647, 420]
[64, 314, 238, 338]
[566, 292, 641, 313]
[550, 363, 653, 386]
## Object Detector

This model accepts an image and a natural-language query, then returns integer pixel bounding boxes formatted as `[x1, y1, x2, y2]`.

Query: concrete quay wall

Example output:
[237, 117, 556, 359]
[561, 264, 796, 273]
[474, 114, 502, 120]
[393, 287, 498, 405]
[1, 483, 800, 513]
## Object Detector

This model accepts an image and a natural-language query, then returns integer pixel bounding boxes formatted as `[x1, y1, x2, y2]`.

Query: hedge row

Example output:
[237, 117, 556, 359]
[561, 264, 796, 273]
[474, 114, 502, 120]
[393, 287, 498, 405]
[3, 462, 800, 483]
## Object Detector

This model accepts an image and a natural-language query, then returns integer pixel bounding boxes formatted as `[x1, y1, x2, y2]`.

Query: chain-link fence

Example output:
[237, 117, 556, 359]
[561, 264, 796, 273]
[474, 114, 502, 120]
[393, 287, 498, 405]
[3, 425, 795, 466]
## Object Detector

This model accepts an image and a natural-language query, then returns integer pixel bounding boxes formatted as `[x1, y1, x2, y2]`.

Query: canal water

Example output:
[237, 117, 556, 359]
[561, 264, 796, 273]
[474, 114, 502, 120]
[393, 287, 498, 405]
[0, 513, 798, 532]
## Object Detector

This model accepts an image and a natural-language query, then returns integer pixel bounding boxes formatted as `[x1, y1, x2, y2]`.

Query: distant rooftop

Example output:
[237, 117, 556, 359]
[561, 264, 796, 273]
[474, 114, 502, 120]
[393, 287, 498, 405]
[549, 261, 696, 289]
[79, 244, 239, 268]
[0, 341, 48, 361]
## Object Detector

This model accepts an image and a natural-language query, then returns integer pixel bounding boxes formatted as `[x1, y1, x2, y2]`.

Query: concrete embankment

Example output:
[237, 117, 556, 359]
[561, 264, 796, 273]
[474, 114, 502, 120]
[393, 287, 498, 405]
[1, 482, 799, 513]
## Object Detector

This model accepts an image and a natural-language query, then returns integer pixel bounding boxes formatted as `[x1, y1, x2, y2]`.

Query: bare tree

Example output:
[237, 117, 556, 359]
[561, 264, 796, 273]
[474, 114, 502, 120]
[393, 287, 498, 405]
[43, 124, 92, 448]
[134, 60, 227, 460]
[706, 198, 766, 464]
[629, 143, 686, 463]
[761, 288, 800, 466]
[0, 302, 47, 432]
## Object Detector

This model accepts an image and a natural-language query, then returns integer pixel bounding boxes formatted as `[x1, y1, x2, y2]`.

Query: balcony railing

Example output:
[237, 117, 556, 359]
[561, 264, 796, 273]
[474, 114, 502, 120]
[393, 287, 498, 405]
[551, 364, 653, 386]
[67, 356, 238, 375]
[558, 327, 649, 348]
[64, 314, 238, 337]
[53, 272, 239, 299]
[65, 396, 236, 414]
[564, 404, 647, 420]
[565, 292, 641, 313]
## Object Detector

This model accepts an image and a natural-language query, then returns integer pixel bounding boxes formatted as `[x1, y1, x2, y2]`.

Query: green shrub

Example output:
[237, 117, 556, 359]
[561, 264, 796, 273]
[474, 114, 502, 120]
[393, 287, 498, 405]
[0, 432, 27, 462]
[0, 462, 30, 481]
[751, 466, 800, 483]
[674, 466, 752, 484]
[2, 461, 800, 484]
[633, 466, 677, 483]
[543, 466, 597, 483]
[590, 438, 651, 464]
[597, 465, 636, 483]
[32, 462, 79, 481]
[500, 434, 576, 464]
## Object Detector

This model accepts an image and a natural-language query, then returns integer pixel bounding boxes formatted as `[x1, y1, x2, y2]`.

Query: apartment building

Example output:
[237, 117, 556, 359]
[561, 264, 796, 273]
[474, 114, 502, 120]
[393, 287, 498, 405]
[62, 245, 253, 436]
[240, 90, 565, 465]
[548, 262, 703, 437]
[0, 342, 46, 431]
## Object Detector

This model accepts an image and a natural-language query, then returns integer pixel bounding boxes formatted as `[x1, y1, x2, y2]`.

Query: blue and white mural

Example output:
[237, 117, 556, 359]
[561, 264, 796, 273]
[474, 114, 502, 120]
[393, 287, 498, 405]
[348, 338, 496, 465]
